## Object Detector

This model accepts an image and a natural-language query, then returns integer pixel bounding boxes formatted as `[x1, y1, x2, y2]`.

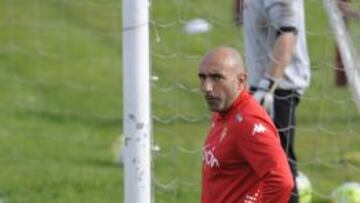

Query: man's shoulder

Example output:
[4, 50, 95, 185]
[227, 111, 278, 142]
[230, 98, 276, 133]
[229, 109, 273, 130]
[235, 93, 270, 119]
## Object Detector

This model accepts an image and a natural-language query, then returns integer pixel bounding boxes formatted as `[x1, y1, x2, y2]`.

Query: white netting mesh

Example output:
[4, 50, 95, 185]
[0, 0, 359, 202]
[150, 0, 360, 202]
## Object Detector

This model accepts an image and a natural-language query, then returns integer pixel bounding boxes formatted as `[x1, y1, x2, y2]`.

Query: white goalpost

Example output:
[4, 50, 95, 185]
[122, 0, 151, 202]
[323, 0, 360, 113]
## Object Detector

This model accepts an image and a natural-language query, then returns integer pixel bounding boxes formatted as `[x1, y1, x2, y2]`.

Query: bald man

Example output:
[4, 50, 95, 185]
[199, 47, 293, 203]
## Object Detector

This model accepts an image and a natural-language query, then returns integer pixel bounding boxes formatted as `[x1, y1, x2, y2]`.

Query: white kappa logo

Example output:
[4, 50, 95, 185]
[252, 123, 267, 135]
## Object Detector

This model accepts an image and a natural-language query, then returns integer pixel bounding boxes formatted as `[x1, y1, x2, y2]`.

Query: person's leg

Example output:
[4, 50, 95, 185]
[274, 89, 300, 203]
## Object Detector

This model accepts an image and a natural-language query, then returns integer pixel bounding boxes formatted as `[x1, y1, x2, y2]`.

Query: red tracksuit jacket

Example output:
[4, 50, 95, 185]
[201, 91, 293, 203]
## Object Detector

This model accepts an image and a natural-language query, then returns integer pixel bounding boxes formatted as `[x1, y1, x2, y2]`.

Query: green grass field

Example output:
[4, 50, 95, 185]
[0, 0, 359, 202]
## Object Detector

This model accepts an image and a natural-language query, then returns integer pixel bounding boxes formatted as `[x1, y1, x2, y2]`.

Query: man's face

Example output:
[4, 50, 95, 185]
[198, 62, 241, 113]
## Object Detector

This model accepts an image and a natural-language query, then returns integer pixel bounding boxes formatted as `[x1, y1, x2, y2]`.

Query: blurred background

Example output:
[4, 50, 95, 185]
[0, 0, 359, 202]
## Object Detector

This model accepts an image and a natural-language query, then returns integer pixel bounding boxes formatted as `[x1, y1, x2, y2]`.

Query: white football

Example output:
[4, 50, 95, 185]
[112, 136, 124, 165]
[184, 18, 212, 34]
[332, 182, 360, 203]
[296, 171, 312, 203]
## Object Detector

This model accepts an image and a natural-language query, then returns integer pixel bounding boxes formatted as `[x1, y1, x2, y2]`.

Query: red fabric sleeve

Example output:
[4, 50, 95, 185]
[236, 117, 294, 203]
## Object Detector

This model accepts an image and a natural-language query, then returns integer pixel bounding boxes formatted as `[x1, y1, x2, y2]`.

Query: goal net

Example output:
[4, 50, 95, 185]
[150, 0, 360, 202]
[0, 0, 359, 203]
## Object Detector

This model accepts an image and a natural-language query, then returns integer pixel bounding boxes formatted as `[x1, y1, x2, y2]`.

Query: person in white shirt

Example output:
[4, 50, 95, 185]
[234, 0, 311, 202]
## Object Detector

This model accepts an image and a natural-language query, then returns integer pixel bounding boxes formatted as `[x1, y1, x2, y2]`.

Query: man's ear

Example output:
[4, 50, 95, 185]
[238, 73, 247, 89]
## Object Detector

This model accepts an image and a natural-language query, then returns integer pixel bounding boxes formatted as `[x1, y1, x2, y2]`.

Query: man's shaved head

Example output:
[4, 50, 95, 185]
[198, 47, 247, 113]
[200, 46, 246, 75]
